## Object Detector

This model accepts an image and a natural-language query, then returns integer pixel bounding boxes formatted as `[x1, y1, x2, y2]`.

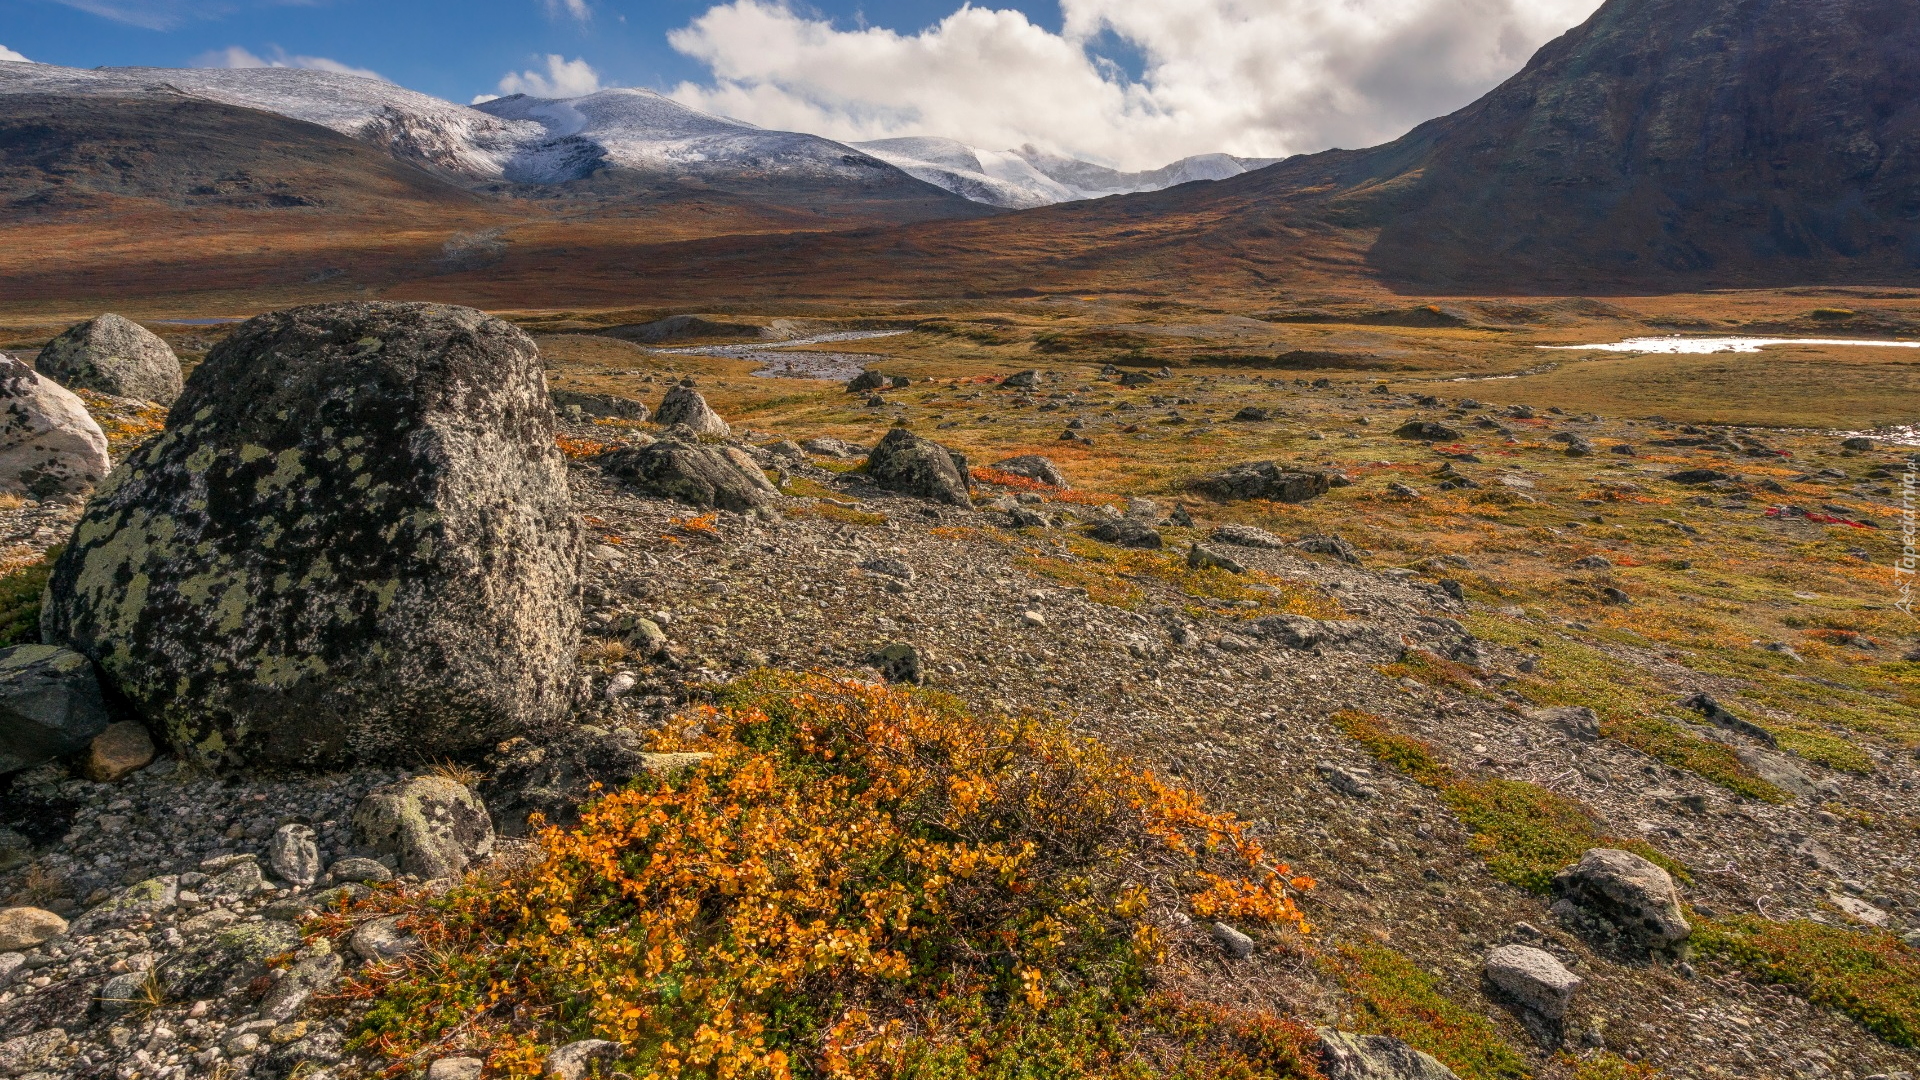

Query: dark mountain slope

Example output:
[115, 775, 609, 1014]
[1292, 0, 1920, 290]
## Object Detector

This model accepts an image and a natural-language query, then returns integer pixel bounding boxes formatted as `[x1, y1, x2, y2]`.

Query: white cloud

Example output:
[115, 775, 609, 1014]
[0, 45, 31, 63]
[476, 54, 603, 102]
[52, 1, 323, 32]
[193, 45, 386, 82]
[543, 0, 590, 22]
[666, 0, 1606, 169]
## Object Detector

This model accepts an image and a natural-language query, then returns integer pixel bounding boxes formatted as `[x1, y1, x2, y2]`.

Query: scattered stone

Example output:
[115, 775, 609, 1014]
[0, 644, 111, 776]
[1232, 406, 1272, 421]
[1392, 420, 1462, 441]
[95, 971, 151, 1018]
[71, 875, 178, 934]
[1528, 706, 1601, 741]
[550, 390, 648, 422]
[1187, 543, 1245, 573]
[41, 302, 582, 768]
[1677, 692, 1777, 747]
[1087, 519, 1162, 548]
[77, 720, 156, 782]
[1294, 534, 1362, 564]
[1666, 469, 1732, 485]
[1831, 893, 1891, 927]
[991, 454, 1068, 487]
[801, 436, 862, 457]
[269, 823, 322, 887]
[1001, 369, 1041, 389]
[0, 356, 111, 500]
[865, 428, 972, 507]
[34, 313, 184, 403]
[328, 857, 394, 885]
[1485, 944, 1581, 1019]
[597, 437, 779, 511]
[1211, 921, 1255, 959]
[1315, 1029, 1461, 1080]
[1551, 848, 1691, 951]
[1210, 523, 1287, 549]
[655, 380, 730, 437]
[1119, 372, 1154, 388]
[1191, 461, 1333, 503]
[353, 776, 496, 880]
[846, 370, 887, 393]
[866, 642, 923, 684]
[428, 1058, 486, 1080]
[546, 1039, 620, 1080]
[0, 907, 66, 951]
[1316, 762, 1380, 799]
[1386, 481, 1422, 498]
[1570, 555, 1611, 570]
[1840, 436, 1875, 451]
[350, 915, 421, 963]
[1020, 609, 1048, 628]
[161, 919, 302, 999]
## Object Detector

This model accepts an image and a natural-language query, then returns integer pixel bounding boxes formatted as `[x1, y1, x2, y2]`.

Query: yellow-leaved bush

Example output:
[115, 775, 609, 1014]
[330, 672, 1318, 1079]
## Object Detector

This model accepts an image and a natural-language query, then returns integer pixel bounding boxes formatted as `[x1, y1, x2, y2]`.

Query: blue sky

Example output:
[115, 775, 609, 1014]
[1, 1, 1064, 103]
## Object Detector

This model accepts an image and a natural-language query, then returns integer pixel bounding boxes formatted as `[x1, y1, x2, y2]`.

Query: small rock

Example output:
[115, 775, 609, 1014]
[0, 907, 66, 951]
[1485, 944, 1582, 1019]
[1527, 706, 1601, 741]
[351, 916, 421, 963]
[95, 971, 151, 1018]
[1551, 848, 1690, 951]
[1840, 436, 1875, 451]
[428, 1058, 487, 1080]
[78, 720, 156, 782]
[990, 454, 1068, 488]
[1001, 369, 1041, 389]
[352, 776, 495, 881]
[1187, 543, 1245, 574]
[1392, 420, 1462, 441]
[269, 824, 322, 888]
[1087, 519, 1162, 549]
[1191, 461, 1333, 503]
[654, 381, 730, 437]
[0, 644, 111, 776]
[1316, 762, 1379, 799]
[865, 642, 923, 685]
[1211, 921, 1255, 959]
[1315, 1029, 1460, 1080]
[327, 857, 394, 885]
[1210, 523, 1287, 549]
[845, 370, 887, 393]
[1293, 534, 1362, 564]
[546, 1038, 620, 1080]
[1020, 609, 1048, 628]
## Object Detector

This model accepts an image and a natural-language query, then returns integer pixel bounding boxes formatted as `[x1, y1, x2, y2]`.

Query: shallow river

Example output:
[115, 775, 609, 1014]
[654, 330, 908, 381]
[1539, 336, 1920, 354]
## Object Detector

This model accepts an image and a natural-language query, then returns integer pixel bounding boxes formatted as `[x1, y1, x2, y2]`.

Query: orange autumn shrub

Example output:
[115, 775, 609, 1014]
[338, 673, 1314, 1079]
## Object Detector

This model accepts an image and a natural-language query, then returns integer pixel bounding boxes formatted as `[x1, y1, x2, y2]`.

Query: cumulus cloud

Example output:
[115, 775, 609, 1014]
[474, 55, 603, 103]
[666, 0, 1606, 169]
[543, 0, 591, 21]
[193, 45, 386, 82]
[0, 45, 31, 63]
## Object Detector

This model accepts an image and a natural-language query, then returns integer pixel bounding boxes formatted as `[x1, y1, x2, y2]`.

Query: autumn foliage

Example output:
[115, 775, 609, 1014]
[337, 672, 1317, 1078]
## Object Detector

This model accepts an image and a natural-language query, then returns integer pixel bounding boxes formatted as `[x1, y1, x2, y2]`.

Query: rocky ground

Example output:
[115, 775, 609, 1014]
[2, 357, 1919, 1080]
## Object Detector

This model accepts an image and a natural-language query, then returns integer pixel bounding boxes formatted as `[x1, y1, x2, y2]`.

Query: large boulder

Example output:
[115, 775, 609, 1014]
[0, 644, 112, 776]
[1191, 461, 1332, 503]
[1551, 847, 1691, 952]
[0, 358, 111, 501]
[655, 381, 730, 437]
[34, 313, 183, 404]
[597, 437, 777, 511]
[40, 302, 582, 768]
[865, 428, 972, 506]
[353, 775, 495, 880]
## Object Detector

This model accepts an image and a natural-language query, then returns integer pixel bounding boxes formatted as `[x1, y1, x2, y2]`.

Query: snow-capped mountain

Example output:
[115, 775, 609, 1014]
[854, 137, 1279, 209]
[0, 63, 540, 177]
[0, 61, 1269, 209]
[471, 90, 898, 185]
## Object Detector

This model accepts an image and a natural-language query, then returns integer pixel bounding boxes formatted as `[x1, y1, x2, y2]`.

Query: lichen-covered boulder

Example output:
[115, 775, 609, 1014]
[1190, 461, 1332, 503]
[865, 428, 971, 506]
[0, 358, 111, 501]
[1551, 847, 1691, 952]
[34, 313, 183, 404]
[352, 775, 494, 880]
[0, 644, 111, 776]
[654, 381, 730, 437]
[597, 437, 777, 511]
[41, 302, 582, 768]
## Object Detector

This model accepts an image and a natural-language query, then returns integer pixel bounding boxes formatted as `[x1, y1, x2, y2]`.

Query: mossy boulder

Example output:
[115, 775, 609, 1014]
[864, 428, 971, 507]
[35, 313, 183, 404]
[41, 302, 583, 768]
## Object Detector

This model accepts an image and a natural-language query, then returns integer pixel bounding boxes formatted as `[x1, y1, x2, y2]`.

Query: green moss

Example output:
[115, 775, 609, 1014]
[1324, 944, 1531, 1080]
[1694, 917, 1920, 1047]
[0, 547, 60, 648]
[1333, 710, 1685, 892]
